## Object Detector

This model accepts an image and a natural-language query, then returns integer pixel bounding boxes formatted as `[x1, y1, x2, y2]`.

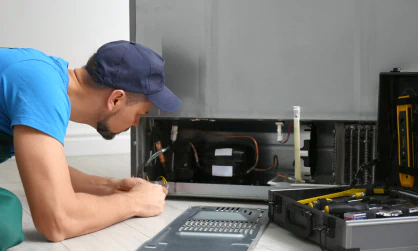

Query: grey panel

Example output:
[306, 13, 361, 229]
[135, 0, 418, 121]
[345, 217, 418, 250]
[166, 182, 342, 200]
[136, 206, 269, 251]
[167, 182, 273, 200]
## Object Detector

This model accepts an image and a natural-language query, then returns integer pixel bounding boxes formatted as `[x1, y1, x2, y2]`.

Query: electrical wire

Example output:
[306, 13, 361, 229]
[156, 176, 168, 185]
[271, 155, 289, 179]
[145, 146, 171, 167]
[256, 154, 302, 182]
[255, 155, 278, 172]
[155, 141, 166, 167]
[280, 123, 293, 144]
[189, 142, 200, 167]
[184, 129, 259, 173]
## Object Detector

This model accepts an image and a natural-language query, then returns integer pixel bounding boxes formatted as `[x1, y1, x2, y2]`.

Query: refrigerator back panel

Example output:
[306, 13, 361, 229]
[133, 0, 418, 120]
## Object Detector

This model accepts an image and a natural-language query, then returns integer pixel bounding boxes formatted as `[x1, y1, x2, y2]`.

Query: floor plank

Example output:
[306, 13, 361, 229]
[255, 222, 318, 251]
[0, 158, 21, 184]
[61, 222, 149, 251]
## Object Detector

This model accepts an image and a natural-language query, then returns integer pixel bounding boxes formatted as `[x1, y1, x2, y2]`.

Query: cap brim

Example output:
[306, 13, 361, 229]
[146, 86, 182, 113]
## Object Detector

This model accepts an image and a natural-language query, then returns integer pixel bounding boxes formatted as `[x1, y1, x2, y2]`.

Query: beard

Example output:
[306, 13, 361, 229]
[96, 112, 118, 140]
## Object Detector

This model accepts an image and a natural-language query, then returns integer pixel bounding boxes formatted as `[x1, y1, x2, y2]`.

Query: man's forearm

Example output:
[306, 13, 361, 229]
[65, 193, 135, 239]
[35, 191, 137, 241]
[68, 166, 117, 195]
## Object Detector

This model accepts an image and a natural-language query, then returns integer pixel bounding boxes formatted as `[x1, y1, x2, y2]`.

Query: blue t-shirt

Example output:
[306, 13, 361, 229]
[0, 48, 71, 157]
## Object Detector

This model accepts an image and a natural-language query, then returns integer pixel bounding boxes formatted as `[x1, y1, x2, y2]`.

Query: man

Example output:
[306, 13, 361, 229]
[0, 40, 182, 249]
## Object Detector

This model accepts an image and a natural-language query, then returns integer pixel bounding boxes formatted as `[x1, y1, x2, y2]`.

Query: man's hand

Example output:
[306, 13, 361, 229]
[127, 182, 168, 217]
[112, 177, 148, 192]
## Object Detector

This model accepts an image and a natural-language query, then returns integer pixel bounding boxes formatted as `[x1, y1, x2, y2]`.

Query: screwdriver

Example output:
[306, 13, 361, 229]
[297, 187, 387, 205]
[324, 203, 382, 215]
[309, 197, 350, 210]
[310, 195, 409, 211]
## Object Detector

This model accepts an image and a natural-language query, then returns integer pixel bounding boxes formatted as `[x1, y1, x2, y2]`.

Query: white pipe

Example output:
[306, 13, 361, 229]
[293, 106, 302, 181]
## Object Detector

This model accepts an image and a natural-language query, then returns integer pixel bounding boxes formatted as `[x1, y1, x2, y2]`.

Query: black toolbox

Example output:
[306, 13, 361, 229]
[268, 71, 418, 251]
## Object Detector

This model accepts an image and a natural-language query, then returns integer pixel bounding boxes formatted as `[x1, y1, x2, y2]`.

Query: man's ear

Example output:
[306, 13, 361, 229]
[107, 90, 127, 111]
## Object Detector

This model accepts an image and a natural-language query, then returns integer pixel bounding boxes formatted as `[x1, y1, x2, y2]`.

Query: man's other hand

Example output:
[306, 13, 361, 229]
[112, 177, 148, 192]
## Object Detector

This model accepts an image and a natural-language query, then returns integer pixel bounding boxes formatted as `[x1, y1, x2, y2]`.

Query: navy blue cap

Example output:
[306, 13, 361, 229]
[86, 40, 182, 112]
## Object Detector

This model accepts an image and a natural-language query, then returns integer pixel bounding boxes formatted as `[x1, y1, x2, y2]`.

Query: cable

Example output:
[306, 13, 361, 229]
[184, 129, 259, 173]
[280, 123, 293, 144]
[189, 142, 200, 167]
[156, 176, 168, 185]
[145, 146, 171, 167]
[155, 141, 166, 167]
[349, 158, 380, 188]
[260, 154, 303, 182]
[273, 156, 289, 179]
[255, 155, 278, 172]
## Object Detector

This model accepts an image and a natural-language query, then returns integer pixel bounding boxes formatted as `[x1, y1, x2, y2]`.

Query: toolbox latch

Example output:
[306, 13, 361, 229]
[284, 204, 313, 238]
[268, 195, 282, 219]
[268, 201, 275, 219]
[323, 215, 336, 238]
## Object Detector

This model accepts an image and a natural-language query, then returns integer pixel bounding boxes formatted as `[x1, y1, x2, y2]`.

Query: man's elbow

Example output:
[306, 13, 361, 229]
[33, 212, 69, 242]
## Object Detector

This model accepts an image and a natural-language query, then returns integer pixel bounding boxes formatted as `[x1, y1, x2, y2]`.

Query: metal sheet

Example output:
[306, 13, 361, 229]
[167, 182, 272, 200]
[166, 182, 343, 201]
[345, 217, 418, 250]
[135, 0, 418, 121]
[137, 206, 269, 251]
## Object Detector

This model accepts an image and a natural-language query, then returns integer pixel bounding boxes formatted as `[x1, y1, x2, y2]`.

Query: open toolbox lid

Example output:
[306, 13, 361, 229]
[376, 70, 418, 192]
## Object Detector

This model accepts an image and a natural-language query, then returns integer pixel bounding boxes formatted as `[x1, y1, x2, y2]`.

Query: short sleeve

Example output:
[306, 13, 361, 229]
[2, 60, 71, 145]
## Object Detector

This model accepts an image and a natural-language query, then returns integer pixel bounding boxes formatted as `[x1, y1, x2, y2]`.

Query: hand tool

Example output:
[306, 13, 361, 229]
[308, 196, 358, 210]
[324, 203, 382, 215]
[298, 187, 387, 205]
[375, 209, 404, 218]
[397, 95, 415, 187]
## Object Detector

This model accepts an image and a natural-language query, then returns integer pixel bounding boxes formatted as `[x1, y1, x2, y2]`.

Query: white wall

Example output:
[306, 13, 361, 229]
[0, 0, 131, 156]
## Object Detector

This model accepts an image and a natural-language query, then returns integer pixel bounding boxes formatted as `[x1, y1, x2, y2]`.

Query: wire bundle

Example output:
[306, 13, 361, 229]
[145, 146, 171, 167]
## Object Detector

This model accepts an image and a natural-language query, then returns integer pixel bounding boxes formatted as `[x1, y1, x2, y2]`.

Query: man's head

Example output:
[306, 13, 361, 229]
[85, 40, 182, 140]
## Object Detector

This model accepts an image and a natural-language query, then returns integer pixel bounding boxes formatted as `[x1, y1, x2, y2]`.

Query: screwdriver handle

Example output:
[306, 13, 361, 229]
[309, 197, 350, 210]
[325, 203, 369, 215]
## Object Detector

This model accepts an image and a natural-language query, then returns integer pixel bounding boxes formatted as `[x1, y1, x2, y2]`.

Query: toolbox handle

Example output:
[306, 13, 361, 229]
[284, 204, 313, 238]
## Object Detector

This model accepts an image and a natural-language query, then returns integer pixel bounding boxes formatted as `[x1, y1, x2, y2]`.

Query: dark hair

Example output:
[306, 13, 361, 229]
[86, 55, 146, 105]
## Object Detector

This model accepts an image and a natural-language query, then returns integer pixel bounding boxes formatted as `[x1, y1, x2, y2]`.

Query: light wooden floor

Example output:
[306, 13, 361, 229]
[0, 154, 318, 251]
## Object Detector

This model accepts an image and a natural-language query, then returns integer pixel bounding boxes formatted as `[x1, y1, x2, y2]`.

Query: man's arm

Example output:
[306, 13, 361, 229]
[68, 166, 149, 195]
[14, 125, 168, 242]
[68, 166, 117, 195]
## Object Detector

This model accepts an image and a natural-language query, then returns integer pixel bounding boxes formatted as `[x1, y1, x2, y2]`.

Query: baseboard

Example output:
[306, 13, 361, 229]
[63, 133, 131, 157]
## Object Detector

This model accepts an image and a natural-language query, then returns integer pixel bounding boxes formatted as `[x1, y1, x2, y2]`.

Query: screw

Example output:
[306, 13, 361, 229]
[133, 141, 137, 146]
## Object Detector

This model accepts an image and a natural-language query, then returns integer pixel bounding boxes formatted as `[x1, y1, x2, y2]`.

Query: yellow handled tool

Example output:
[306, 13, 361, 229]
[397, 95, 415, 187]
[297, 188, 386, 205]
